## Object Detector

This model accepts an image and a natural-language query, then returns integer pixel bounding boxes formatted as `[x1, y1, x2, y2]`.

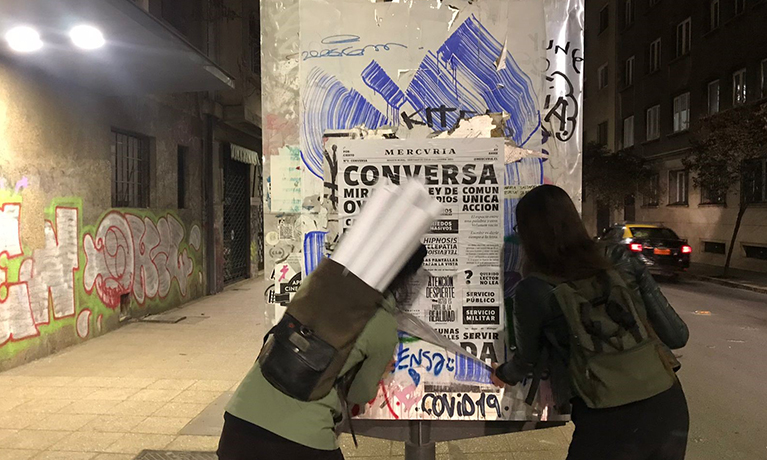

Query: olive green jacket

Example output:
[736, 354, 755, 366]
[226, 296, 398, 451]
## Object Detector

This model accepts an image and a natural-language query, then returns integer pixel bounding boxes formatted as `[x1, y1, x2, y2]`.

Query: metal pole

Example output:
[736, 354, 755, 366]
[404, 421, 436, 460]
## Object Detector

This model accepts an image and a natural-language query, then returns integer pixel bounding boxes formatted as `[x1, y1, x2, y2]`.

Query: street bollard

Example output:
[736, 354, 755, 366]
[405, 421, 436, 460]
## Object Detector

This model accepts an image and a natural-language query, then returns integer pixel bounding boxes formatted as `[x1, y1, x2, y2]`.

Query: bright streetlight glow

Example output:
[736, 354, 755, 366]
[5, 26, 43, 53]
[69, 25, 105, 50]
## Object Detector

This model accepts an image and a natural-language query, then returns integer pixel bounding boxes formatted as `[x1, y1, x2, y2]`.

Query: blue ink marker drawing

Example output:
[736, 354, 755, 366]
[302, 34, 407, 61]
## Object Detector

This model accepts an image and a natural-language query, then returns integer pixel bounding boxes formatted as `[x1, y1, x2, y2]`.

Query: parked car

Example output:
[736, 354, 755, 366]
[598, 223, 692, 278]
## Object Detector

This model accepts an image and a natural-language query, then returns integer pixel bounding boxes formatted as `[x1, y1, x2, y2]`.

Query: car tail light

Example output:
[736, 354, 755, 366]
[681, 245, 692, 254]
[629, 243, 643, 253]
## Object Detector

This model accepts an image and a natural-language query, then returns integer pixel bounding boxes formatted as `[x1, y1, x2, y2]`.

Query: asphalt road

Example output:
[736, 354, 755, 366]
[660, 278, 767, 460]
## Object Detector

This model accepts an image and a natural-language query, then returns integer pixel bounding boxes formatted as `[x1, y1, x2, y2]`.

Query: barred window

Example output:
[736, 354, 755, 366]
[112, 130, 150, 208]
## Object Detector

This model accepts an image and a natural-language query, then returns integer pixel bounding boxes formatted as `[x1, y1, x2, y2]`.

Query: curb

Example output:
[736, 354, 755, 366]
[685, 273, 767, 295]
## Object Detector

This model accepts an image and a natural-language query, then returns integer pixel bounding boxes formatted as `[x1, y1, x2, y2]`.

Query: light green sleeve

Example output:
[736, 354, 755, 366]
[346, 310, 399, 405]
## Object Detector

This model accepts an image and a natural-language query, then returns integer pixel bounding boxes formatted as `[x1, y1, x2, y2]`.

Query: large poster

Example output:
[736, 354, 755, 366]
[336, 138, 505, 365]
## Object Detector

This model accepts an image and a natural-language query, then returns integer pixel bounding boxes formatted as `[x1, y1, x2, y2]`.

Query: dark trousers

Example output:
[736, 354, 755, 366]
[217, 412, 345, 460]
[567, 381, 689, 460]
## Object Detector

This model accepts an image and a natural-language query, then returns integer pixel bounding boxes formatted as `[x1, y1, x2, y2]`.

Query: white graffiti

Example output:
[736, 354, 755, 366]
[1, 206, 78, 345]
[0, 203, 22, 256]
[189, 225, 202, 251]
[76, 309, 91, 339]
[19, 208, 79, 323]
[83, 212, 195, 308]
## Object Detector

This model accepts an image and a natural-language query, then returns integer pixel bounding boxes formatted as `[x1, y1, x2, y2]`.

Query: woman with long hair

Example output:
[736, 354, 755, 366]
[493, 185, 690, 460]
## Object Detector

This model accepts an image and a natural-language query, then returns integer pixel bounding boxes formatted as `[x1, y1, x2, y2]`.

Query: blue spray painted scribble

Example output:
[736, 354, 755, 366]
[394, 337, 492, 385]
[502, 158, 545, 295]
[303, 231, 328, 275]
[454, 353, 492, 384]
[405, 15, 539, 145]
[360, 61, 406, 123]
[301, 15, 540, 178]
[301, 68, 391, 178]
[503, 158, 545, 238]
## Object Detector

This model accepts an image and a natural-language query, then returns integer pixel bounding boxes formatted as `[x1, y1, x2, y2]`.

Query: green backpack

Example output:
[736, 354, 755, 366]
[536, 269, 675, 409]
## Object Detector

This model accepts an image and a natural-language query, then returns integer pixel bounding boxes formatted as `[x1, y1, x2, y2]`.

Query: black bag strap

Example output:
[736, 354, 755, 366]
[525, 345, 550, 406]
[334, 360, 365, 448]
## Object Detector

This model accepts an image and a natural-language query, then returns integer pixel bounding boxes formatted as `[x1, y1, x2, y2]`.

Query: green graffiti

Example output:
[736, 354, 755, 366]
[0, 196, 205, 366]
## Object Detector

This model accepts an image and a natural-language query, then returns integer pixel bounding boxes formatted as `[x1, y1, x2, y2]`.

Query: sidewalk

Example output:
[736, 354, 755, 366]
[686, 263, 767, 295]
[0, 278, 572, 460]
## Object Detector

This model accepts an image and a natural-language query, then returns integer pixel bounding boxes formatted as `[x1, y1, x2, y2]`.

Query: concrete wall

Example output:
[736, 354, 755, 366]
[0, 63, 207, 371]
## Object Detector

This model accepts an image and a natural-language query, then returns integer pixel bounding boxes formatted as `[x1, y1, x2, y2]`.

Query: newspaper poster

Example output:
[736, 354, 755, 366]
[335, 138, 506, 365]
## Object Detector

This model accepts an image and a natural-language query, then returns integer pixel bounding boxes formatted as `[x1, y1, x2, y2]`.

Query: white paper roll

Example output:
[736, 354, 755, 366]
[345, 180, 427, 277]
[361, 182, 443, 290]
[331, 182, 399, 267]
[331, 179, 441, 292]
[370, 208, 438, 291]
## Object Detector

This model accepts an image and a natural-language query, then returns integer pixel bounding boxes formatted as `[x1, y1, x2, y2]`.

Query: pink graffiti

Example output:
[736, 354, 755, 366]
[378, 381, 400, 420]
[14, 177, 28, 193]
[83, 212, 194, 308]
[392, 383, 421, 413]
[278, 264, 289, 282]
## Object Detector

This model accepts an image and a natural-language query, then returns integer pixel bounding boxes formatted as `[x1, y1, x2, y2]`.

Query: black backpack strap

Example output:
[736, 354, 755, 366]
[334, 360, 365, 448]
[525, 345, 550, 406]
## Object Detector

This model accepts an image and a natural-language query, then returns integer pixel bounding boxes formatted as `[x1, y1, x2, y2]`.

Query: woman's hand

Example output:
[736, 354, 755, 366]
[490, 363, 506, 388]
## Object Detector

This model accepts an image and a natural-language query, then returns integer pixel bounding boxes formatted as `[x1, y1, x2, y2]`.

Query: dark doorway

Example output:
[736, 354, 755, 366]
[223, 146, 250, 284]
[624, 194, 636, 222]
[597, 200, 611, 237]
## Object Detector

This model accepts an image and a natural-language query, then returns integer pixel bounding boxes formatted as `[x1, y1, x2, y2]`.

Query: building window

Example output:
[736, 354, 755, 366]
[676, 18, 691, 57]
[646, 105, 661, 141]
[625, 56, 635, 87]
[112, 130, 150, 208]
[669, 170, 689, 205]
[735, 0, 746, 15]
[744, 158, 767, 204]
[710, 0, 720, 30]
[708, 80, 720, 114]
[600, 5, 610, 33]
[623, 116, 635, 148]
[625, 0, 634, 27]
[703, 241, 726, 254]
[701, 186, 726, 205]
[597, 121, 609, 146]
[177, 146, 187, 209]
[733, 68, 747, 106]
[649, 38, 662, 73]
[744, 245, 767, 261]
[761, 59, 767, 99]
[673, 92, 691, 132]
[599, 63, 609, 89]
[644, 174, 660, 206]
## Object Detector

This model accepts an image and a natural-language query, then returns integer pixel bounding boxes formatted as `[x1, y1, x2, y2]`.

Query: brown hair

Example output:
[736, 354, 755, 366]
[516, 185, 610, 280]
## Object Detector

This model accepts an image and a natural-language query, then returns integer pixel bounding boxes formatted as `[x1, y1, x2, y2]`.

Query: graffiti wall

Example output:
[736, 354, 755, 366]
[261, 0, 583, 421]
[0, 181, 204, 369]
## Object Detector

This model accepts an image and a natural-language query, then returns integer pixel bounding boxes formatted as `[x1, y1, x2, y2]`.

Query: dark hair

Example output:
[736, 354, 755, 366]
[386, 244, 428, 298]
[516, 185, 609, 280]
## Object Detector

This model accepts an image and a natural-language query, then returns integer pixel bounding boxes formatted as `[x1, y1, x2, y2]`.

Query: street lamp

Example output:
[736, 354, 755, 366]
[5, 26, 43, 53]
[69, 25, 105, 50]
